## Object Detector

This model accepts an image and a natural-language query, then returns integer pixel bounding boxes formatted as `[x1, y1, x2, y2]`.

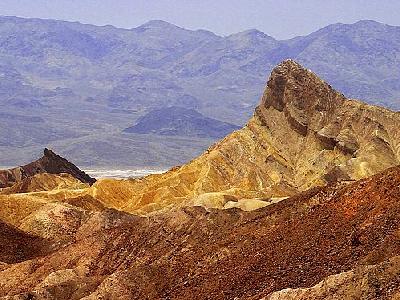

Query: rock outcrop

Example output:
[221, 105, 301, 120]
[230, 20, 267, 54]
[0, 148, 96, 188]
[2, 61, 398, 217]
[90, 60, 400, 214]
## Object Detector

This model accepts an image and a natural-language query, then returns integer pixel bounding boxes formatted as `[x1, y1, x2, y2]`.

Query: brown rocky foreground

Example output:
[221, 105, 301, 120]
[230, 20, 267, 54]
[0, 164, 400, 299]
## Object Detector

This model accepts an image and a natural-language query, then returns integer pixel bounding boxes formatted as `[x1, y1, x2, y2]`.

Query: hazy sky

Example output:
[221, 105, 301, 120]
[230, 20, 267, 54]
[0, 0, 399, 39]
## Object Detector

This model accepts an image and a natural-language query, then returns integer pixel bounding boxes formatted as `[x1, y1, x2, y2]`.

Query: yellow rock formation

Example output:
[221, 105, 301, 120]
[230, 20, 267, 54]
[87, 60, 400, 214]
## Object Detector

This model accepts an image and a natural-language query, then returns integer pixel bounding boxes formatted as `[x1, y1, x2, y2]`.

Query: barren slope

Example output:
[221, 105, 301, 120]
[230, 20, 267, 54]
[263, 256, 400, 300]
[0, 164, 399, 299]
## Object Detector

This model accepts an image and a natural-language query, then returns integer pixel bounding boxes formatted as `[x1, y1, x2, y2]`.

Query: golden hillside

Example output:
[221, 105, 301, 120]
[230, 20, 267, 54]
[1, 60, 399, 217]
[88, 60, 400, 214]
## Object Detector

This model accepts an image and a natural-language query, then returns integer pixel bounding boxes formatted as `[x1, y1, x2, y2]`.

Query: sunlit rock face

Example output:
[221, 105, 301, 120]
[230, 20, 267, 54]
[256, 59, 400, 188]
[90, 60, 400, 214]
[0, 173, 88, 195]
[0, 151, 97, 243]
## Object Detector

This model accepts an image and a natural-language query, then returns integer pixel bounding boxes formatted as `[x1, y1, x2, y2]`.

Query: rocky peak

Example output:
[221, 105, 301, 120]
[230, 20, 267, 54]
[259, 59, 346, 135]
[135, 20, 186, 33]
[0, 149, 95, 188]
[43, 147, 57, 158]
[33, 148, 96, 185]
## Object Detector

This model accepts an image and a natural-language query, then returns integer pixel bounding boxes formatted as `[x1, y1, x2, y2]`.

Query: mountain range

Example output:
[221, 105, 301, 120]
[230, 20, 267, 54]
[0, 16, 400, 167]
[124, 106, 240, 138]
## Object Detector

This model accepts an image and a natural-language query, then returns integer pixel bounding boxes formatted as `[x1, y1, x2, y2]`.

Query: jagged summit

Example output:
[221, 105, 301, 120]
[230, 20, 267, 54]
[261, 59, 344, 111]
[1, 61, 399, 215]
[1, 61, 400, 298]
[228, 28, 275, 40]
[0, 148, 95, 188]
[43, 147, 57, 157]
[257, 59, 346, 136]
[135, 20, 187, 32]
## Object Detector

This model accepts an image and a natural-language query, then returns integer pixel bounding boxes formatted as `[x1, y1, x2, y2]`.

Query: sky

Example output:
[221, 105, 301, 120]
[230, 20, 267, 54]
[0, 0, 399, 39]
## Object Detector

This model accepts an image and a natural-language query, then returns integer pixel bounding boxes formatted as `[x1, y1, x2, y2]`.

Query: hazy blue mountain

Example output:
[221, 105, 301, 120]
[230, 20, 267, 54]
[287, 20, 400, 108]
[0, 16, 399, 167]
[124, 106, 240, 138]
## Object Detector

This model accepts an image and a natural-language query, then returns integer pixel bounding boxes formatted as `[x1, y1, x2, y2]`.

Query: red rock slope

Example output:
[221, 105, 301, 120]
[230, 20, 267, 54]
[0, 165, 399, 299]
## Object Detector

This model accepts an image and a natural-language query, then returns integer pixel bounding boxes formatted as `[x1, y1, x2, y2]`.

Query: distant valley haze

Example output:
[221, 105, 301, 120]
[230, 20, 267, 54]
[0, 0, 399, 168]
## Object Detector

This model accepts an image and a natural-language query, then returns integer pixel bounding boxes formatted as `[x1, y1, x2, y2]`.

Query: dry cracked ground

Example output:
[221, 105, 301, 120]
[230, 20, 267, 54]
[0, 60, 400, 299]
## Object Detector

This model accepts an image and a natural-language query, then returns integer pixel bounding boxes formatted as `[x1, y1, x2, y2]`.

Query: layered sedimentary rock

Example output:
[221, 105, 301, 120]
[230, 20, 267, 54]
[0, 164, 400, 299]
[0, 148, 96, 188]
[0, 153, 97, 242]
[0, 173, 102, 243]
[90, 60, 400, 214]
[3, 61, 397, 216]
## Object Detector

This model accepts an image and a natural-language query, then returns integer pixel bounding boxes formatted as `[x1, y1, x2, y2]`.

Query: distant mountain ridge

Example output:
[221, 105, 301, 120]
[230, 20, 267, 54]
[0, 16, 399, 166]
[124, 106, 240, 138]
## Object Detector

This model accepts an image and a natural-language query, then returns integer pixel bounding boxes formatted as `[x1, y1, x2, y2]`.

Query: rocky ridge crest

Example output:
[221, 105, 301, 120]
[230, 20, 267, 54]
[0, 148, 95, 188]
